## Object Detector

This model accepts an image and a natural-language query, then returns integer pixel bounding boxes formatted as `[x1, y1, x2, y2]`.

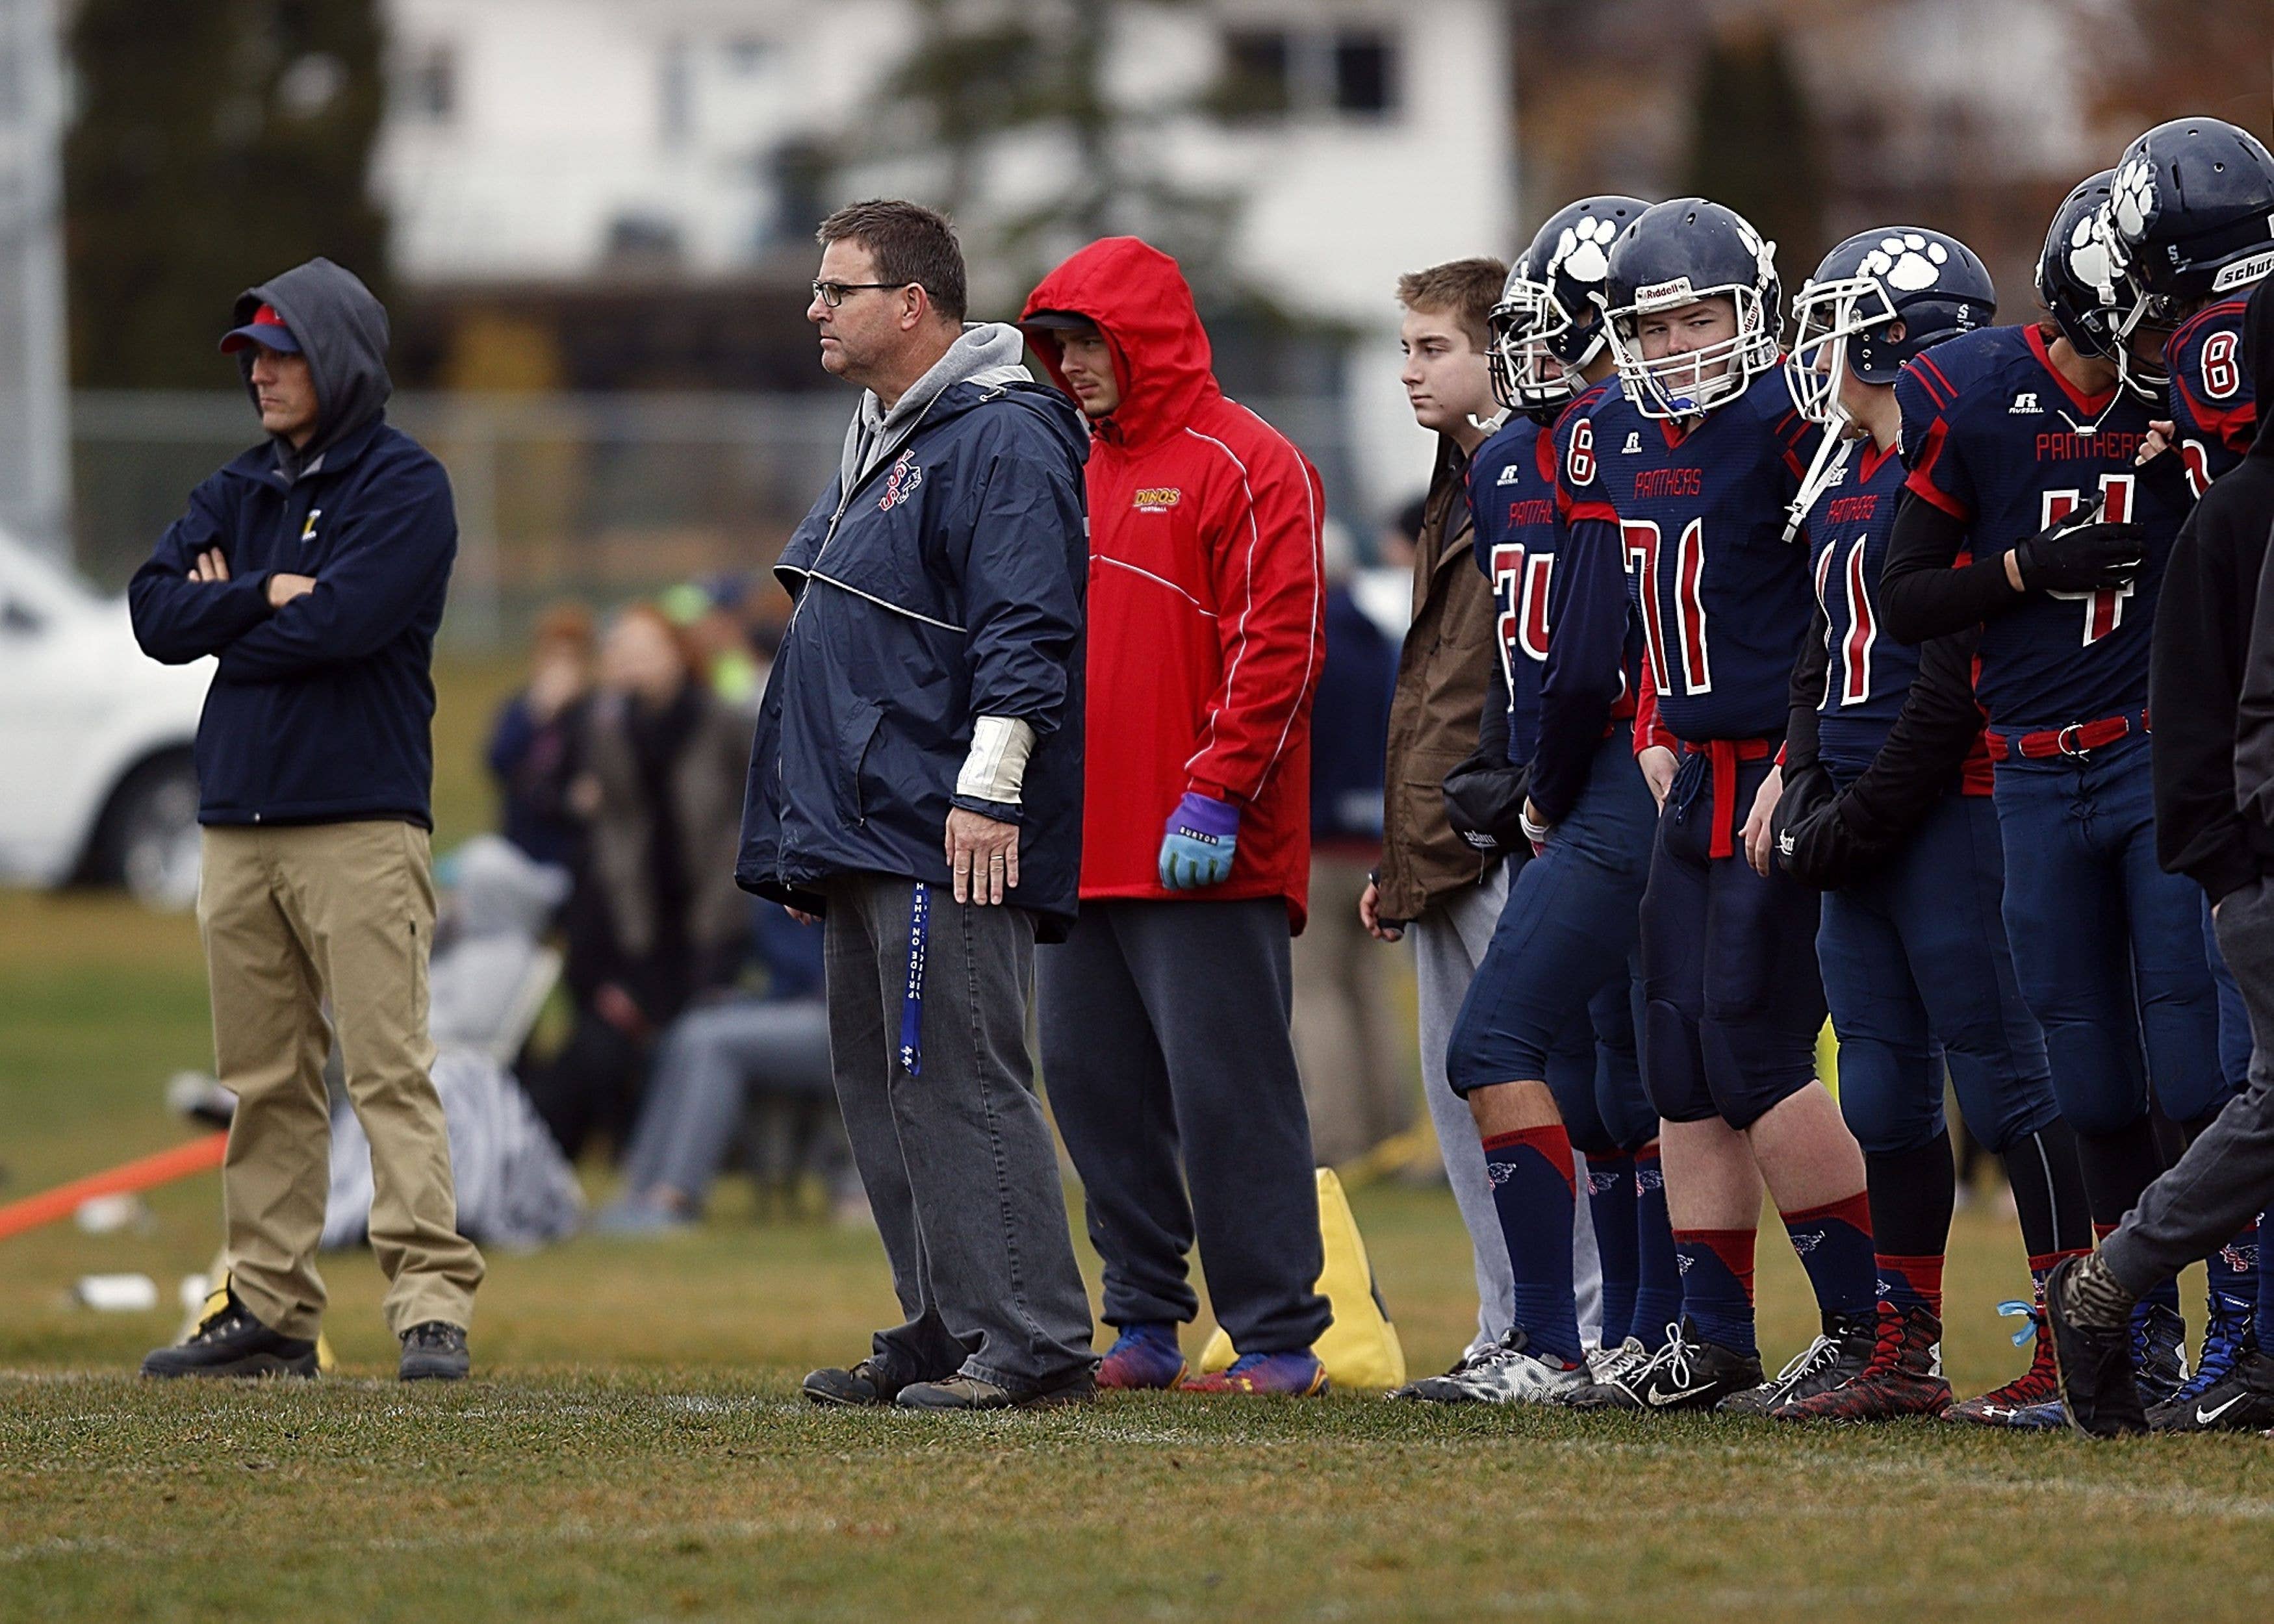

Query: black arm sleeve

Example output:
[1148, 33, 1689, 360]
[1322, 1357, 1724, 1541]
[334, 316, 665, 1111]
[1784, 601, 1830, 775]
[1877, 490, 2021, 644]
[1835, 628, 1984, 847]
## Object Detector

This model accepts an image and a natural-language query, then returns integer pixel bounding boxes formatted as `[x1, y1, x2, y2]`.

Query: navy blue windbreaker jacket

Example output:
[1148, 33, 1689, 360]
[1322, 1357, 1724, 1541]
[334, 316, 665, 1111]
[736, 346, 1090, 936]
[127, 258, 455, 829]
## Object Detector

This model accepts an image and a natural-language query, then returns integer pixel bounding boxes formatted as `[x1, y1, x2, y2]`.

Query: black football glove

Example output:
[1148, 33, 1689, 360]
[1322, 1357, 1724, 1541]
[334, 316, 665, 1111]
[2009, 509, 2143, 596]
[1442, 750, 1532, 859]
[1771, 761, 1873, 890]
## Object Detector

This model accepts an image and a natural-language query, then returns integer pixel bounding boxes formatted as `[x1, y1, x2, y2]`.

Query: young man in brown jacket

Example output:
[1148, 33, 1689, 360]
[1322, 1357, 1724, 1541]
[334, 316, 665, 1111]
[1362, 260, 1598, 1397]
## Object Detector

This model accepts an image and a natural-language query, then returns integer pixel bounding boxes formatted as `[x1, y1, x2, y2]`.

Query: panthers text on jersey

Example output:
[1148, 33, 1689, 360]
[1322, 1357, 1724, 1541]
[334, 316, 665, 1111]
[2165, 296, 2256, 497]
[1898, 323, 2194, 735]
[1570, 366, 1820, 744]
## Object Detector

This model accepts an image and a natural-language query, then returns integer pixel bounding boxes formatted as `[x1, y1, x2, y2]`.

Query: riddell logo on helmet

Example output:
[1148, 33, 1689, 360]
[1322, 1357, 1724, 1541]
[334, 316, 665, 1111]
[1133, 487, 1181, 512]
[1634, 276, 1697, 309]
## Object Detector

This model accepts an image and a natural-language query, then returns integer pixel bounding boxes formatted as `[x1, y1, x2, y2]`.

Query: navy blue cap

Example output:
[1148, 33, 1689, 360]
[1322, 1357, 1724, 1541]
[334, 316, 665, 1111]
[220, 303, 300, 355]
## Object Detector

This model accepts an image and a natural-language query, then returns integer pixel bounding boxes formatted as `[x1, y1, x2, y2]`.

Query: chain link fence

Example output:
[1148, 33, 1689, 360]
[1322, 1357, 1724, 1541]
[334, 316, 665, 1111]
[70, 390, 1359, 648]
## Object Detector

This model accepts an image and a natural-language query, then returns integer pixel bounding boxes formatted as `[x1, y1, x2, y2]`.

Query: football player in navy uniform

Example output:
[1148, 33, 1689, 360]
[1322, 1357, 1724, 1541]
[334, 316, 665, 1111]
[2110, 118, 2274, 1427]
[1763, 228, 2093, 1424]
[1429, 196, 1681, 1402]
[1878, 172, 2217, 1414]
[1561, 200, 1881, 1415]
[2108, 118, 2274, 498]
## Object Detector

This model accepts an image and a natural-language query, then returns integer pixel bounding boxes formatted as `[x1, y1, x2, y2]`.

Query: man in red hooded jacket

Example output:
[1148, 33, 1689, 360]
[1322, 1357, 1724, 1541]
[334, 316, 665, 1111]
[1021, 236, 1333, 1395]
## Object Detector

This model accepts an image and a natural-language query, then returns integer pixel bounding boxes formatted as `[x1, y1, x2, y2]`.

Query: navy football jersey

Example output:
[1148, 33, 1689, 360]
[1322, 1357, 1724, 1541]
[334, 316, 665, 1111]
[1897, 323, 2193, 734]
[1468, 412, 1560, 763]
[1804, 437, 1915, 777]
[2166, 296, 2256, 497]
[1577, 367, 1822, 742]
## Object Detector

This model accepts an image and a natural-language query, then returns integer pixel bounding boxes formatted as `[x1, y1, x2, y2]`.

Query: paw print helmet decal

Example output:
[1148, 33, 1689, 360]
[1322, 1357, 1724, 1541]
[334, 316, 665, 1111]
[2036, 169, 2158, 398]
[1785, 227, 1996, 425]
[1489, 194, 1651, 415]
[1598, 197, 1783, 420]
[2102, 118, 2274, 397]
[1783, 227, 1995, 536]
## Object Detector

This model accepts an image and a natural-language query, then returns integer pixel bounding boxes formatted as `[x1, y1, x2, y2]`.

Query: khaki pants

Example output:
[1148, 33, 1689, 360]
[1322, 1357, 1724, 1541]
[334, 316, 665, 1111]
[198, 821, 483, 1338]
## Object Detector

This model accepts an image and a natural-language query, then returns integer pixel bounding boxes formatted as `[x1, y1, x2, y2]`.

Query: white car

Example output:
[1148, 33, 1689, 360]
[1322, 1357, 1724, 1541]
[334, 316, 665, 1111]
[0, 530, 211, 909]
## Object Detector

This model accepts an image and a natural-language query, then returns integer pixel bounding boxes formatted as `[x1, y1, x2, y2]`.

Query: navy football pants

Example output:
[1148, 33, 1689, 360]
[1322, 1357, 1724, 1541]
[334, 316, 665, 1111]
[1446, 731, 1657, 1152]
[1817, 788, 2058, 1156]
[1991, 737, 2227, 1135]
[1641, 752, 1826, 1130]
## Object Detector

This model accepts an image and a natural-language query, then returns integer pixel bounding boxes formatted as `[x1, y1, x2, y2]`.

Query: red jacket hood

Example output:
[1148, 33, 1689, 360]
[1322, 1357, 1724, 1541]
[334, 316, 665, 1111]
[1021, 236, 1220, 448]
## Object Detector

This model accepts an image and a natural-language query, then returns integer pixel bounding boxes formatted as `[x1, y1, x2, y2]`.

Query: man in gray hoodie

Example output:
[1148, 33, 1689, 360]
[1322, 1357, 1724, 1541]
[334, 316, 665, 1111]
[739, 200, 1097, 1410]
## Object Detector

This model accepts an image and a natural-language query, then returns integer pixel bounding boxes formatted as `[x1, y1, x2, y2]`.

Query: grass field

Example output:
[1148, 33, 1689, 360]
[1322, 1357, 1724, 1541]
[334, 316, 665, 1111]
[5, 657, 2273, 1620]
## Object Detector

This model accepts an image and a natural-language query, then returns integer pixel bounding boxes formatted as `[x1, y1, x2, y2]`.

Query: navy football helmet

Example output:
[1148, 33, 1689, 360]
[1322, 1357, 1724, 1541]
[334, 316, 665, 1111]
[1785, 227, 1996, 424]
[2105, 116, 2274, 395]
[1598, 197, 1782, 418]
[1489, 194, 1651, 414]
[1783, 227, 1996, 537]
[2037, 170, 2154, 398]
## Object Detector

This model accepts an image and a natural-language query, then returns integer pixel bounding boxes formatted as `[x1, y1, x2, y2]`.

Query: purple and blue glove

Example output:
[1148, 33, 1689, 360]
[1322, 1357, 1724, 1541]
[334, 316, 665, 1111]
[1158, 791, 1239, 890]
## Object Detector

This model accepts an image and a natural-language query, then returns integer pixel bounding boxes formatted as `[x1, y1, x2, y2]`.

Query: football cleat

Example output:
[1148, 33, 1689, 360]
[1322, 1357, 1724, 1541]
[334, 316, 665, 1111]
[1397, 1326, 1586, 1404]
[1776, 1304, 1952, 1423]
[1565, 1319, 1763, 1414]
[1388, 1341, 1491, 1401]
[1717, 1309, 1876, 1418]
[2132, 1300, 2190, 1409]
[1946, 1299, 2063, 1426]
[1585, 1336, 1652, 1388]
[2046, 1256, 2149, 1438]
[2149, 1288, 2264, 1432]
[2149, 1347, 2274, 1434]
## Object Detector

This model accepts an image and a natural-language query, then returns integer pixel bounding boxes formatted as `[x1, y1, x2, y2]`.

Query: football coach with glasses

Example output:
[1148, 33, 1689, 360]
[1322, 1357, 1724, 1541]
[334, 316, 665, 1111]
[737, 199, 1099, 1411]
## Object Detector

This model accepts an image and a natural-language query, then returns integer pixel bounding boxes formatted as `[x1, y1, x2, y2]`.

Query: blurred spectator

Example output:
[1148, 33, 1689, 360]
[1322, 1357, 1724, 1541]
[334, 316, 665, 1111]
[1381, 493, 1427, 570]
[1292, 520, 1413, 1165]
[527, 604, 752, 1160]
[661, 578, 765, 712]
[486, 602, 595, 870]
[593, 901, 863, 1235]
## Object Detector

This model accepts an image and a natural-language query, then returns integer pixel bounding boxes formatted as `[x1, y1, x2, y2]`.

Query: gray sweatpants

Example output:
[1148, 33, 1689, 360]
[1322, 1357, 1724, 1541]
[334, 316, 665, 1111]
[1411, 867, 1602, 1357]
[1038, 897, 1333, 1354]
[2103, 873, 2274, 1297]
[821, 874, 1095, 1390]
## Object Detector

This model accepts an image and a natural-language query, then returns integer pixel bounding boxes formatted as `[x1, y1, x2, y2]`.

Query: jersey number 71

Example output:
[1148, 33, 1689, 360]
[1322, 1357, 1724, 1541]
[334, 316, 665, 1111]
[2041, 474, 2136, 647]
[1622, 519, 1711, 694]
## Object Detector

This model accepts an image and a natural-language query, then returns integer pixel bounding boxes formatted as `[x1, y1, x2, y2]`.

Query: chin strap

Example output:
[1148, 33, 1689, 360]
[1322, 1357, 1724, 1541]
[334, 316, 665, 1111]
[1785, 422, 1858, 545]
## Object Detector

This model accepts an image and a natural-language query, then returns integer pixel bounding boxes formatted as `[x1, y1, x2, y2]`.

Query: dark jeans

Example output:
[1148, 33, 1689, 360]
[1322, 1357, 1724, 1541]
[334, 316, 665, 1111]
[822, 874, 1095, 1390]
[2103, 875, 2274, 1295]
[1038, 897, 1331, 1354]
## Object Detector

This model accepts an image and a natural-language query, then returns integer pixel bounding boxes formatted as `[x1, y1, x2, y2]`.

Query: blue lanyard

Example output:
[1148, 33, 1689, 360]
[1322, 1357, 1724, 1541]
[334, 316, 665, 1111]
[897, 882, 929, 1076]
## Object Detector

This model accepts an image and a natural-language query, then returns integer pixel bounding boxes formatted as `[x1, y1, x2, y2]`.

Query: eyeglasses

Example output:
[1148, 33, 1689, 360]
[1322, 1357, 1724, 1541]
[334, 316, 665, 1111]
[811, 280, 912, 309]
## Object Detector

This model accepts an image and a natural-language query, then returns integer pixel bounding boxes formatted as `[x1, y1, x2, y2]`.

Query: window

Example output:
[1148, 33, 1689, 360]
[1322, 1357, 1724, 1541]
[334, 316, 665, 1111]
[1333, 31, 1395, 115]
[1219, 29, 1293, 120]
[1213, 25, 1399, 122]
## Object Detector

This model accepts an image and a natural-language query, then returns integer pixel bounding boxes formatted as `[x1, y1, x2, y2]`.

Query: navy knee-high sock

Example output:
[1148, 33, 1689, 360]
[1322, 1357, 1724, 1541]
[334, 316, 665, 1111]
[1781, 1190, 1878, 1320]
[1630, 1141, 1681, 1351]
[1483, 1126, 1584, 1364]
[1584, 1152, 1639, 1348]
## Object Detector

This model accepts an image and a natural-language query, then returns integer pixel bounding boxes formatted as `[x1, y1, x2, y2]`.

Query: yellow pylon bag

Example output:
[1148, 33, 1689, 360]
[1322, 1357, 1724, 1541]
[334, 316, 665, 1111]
[1197, 1167, 1406, 1389]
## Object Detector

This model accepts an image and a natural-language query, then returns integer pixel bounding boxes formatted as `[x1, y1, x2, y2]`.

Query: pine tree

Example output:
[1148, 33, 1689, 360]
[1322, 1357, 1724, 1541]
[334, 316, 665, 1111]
[1681, 25, 1825, 281]
[64, 0, 388, 387]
